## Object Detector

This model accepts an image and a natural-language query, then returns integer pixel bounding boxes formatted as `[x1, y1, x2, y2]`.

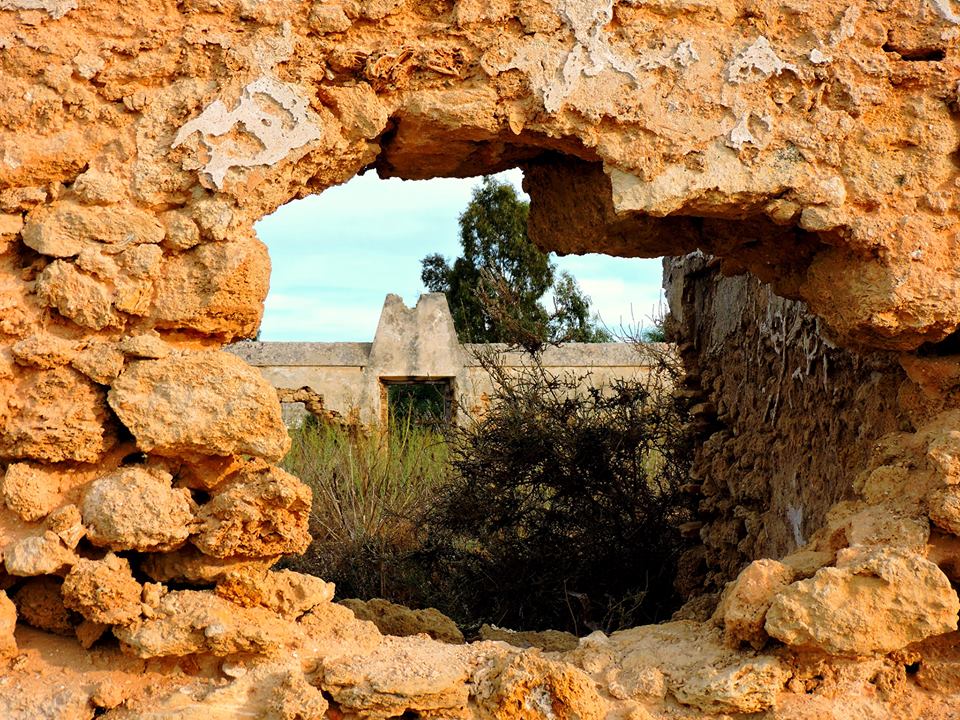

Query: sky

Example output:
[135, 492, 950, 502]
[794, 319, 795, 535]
[255, 169, 666, 342]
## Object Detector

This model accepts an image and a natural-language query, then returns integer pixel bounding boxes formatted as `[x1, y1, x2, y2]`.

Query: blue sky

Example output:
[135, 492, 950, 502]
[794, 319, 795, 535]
[255, 169, 665, 342]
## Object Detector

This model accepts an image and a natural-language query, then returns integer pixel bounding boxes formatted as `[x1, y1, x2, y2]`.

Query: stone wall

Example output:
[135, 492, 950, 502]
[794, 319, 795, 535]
[665, 253, 910, 589]
[1, 0, 960, 717]
[229, 293, 660, 426]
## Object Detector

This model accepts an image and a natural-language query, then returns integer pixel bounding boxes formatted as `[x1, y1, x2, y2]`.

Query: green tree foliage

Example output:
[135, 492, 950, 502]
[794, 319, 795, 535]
[421, 176, 610, 344]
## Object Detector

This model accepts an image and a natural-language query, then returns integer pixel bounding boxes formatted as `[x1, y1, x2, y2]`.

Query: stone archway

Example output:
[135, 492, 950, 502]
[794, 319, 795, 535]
[1, 0, 960, 716]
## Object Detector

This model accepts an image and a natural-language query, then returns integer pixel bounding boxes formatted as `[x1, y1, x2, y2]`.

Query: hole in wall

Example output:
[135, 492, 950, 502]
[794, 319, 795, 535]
[249, 166, 691, 635]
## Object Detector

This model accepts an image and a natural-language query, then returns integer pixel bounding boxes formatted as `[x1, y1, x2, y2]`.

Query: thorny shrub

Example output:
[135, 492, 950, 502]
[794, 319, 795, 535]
[415, 342, 695, 635]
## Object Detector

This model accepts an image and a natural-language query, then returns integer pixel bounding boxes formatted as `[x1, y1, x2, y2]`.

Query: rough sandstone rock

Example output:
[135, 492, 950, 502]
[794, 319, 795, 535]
[114, 588, 302, 658]
[71, 342, 126, 385]
[108, 351, 290, 462]
[766, 546, 960, 655]
[0, 589, 17, 658]
[478, 624, 578, 652]
[713, 558, 794, 650]
[342, 597, 465, 644]
[0, 367, 115, 463]
[140, 546, 278, 586]
[61, 554, 143, 626]
[81, 466, 196, 552]
[12, 577, 76, 636]
[217, 569, 335, 620]
[1, 462, 61, 522]
[192, 462, 311, 558]
[3, 531, 76, 576]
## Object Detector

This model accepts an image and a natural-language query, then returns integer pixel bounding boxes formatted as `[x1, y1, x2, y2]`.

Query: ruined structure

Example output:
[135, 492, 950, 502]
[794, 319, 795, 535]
[229, 292, 660, 426]
[1, 0, 959, 716]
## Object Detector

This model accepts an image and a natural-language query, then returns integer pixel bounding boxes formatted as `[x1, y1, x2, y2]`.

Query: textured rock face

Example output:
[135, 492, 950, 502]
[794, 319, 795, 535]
[765, 546, 960, 655]
[108, 352, 290, 462]
[1, 0, 960, 716]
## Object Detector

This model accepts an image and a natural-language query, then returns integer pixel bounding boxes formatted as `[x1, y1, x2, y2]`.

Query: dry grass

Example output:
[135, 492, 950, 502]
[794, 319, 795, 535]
[281, 417, 449, 600]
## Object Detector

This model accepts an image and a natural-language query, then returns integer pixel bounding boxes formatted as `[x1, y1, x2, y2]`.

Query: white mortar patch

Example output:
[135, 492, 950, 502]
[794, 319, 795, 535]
[930, 0, 960, 24]
[503, 0, 698, 113]
[172, 77, 322, 189]
[0, 0, 75, 17]
[726, 36, 797, 84]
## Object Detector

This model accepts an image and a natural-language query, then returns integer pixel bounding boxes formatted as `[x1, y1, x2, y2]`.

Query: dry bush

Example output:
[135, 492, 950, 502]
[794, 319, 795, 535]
[415, 344, 694, 635]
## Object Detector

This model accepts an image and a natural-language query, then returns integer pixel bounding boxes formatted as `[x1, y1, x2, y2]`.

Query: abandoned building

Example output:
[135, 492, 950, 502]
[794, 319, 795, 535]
[1, 0, 960, 717]
[229, 292, 660, 426]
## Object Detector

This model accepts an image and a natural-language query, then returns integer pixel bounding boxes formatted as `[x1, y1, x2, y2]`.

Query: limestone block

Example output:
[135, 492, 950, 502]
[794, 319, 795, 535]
[117, 332, 170, 359]
[0, 589, 16, 659]
[217, 569, 335, 620]
[765, 546, 960, 655]
[0, 367, 114, 463]
[107, 351, 289, 462]
[81, 466, 197, 552]
[71, 342, 125, 385]
[1, 462, 60, 522]
[150, 239, 270, 340]
[342, 598, 464, 644]
[72, 168, 125, 205]
[192, 462, 310, 558]
[140, 546, 277, 586]
[13, 576, 75, 635]
[114, 589, 301, 657]
[21, 200, 163, 258]
[713, 559, 793, 650]
[322, 636, 475, 718]
[3, 531, 76, 576]
[479, 651, 607, 720]
[160, 210, 200, 251]
[929, 486, 960, 536]
[62, 554, 143, 625]
[46, 504, 85, 549]
[35, 261, 120, 330]
[11, 334, 77, 369]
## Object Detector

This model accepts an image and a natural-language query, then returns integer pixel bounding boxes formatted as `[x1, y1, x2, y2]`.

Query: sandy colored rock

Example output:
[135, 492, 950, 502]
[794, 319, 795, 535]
[11, 334, 77, 369]
[81, 465, 196, 552]
[0, 589, 17, 658]
[478, 624, 577, 652]
[0, 366, 115, 463]
[3, 531, 76, 576]
[713, 559, 794, 650]
[13, 576, 75, 635]
[160, 210, 201, 251]
[71, 342, 126, 385]
[141, 546, 277, 586]
[62, 554, 143, 626]
[766, 546, 960, 655]
[298, 600, 384, 662]
[568, 621, 788, 714]
[929, 486, 960, 536]
[151, 239, 271, 340]
[479, 650, 607, 720]
[217, 569, 334, 620]
[105, 659, 329, 720]
[108, 351, 289, 462]
[117, 332, 171, 359]
[192, 462, 310, 558]
[21, 199, 163, 258]
[114, 588, 301, 658]
[321, 635, 474, 718]
[35, 260, 121, 330]
[1, 462, 61, 522]
[343, 598, 464, 644]
[46, 504, 85, 549]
